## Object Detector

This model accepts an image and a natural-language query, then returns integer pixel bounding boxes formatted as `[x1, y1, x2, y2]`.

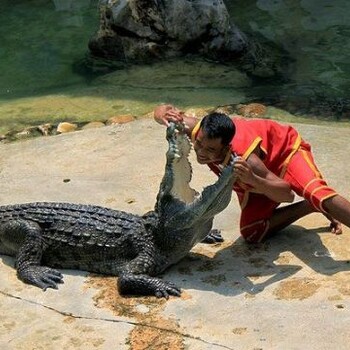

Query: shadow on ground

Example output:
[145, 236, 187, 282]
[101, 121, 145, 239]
[165, 224, 350, 298]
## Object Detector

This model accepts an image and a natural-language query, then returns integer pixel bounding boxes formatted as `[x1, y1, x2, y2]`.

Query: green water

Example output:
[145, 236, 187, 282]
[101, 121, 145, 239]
[229, 0, 350, 111]
[1, 0, 350, 133]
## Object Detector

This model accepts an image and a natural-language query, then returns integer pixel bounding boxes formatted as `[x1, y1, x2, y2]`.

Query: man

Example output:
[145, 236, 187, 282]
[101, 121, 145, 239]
[153, 104, 350, 243]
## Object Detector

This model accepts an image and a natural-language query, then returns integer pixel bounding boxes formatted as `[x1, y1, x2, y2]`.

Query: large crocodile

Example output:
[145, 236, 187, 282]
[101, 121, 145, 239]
[0, 122, 236, 298]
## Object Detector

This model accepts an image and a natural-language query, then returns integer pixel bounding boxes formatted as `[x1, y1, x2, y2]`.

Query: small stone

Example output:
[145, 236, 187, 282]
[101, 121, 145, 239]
[135, 304, 150, 314]
[214, 105, 237, 115]
[37, 123, 53, 136]
[15, 127, 40, 139]
[237, 103, 267, 118]
[106, 115, 135, 125]
[57, 122, 78, 134]
[184, 108, 210, 119]
[125, 198, 136, 204]
[15, 130, 31, 139]
[82, 121, 105, 130]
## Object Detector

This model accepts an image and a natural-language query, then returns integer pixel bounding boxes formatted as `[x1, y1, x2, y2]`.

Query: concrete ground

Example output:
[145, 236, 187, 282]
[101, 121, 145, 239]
[0, 119, 349, 349]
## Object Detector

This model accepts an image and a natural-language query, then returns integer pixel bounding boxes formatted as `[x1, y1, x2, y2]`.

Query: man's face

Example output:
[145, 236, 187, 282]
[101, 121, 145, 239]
[193, 129, 228, 164]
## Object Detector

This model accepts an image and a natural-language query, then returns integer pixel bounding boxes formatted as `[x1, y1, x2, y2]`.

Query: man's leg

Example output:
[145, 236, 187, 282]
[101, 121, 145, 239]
[265, 200, 315, 237]
[239, 193, 336, 243]
[281, 144, 343, 235]
[266, 198, 346, 238]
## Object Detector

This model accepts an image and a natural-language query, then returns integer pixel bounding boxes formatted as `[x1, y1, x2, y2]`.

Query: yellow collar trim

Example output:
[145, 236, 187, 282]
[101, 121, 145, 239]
[191, 120, 201, 143]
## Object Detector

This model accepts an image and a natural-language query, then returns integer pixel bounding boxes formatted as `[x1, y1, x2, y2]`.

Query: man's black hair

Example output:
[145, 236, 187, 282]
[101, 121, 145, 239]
[199, 112, 235, 146]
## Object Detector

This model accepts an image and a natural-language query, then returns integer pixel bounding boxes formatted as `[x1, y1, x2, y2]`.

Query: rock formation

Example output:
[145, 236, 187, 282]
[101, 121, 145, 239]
[88, 0, 248, 64]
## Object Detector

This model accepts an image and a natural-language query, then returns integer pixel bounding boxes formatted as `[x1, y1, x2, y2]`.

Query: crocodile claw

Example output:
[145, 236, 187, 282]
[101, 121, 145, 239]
[118, 273, 181, 298]
[154, 280, 181, 299]
[17, 266, 64, 290]
[201, 229, 224, 244]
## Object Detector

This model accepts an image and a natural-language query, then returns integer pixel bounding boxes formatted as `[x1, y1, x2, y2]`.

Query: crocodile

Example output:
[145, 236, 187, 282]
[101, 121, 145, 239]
[0, 122, 236, 298]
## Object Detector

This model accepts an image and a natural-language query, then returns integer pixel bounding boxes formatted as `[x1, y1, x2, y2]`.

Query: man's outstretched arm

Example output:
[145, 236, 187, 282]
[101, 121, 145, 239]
[154, 104, 198, 137]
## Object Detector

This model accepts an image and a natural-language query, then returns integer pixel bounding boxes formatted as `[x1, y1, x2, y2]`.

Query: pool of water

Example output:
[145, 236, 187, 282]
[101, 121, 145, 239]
[228, 0, 350, 116]
[1, 0, 350, 133]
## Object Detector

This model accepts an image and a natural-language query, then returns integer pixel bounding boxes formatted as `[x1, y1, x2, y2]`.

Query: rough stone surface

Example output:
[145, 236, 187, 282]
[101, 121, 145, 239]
[89, 0, 248, 63]
[0, 119, 350, 349]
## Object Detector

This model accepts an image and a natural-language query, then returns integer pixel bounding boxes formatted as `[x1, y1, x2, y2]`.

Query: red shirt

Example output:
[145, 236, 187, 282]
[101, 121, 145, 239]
[230, 117, 301, 175]
[191, 117, 302, 201]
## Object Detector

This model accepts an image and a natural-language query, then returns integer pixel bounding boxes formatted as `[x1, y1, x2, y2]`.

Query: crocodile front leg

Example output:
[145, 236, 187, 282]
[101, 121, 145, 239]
[116, 241, 181, 298]
[1, 220, 63, 290]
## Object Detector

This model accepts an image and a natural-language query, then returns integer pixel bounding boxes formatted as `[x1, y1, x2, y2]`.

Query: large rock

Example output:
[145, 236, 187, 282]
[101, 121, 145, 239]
[88, 0, 248, 63]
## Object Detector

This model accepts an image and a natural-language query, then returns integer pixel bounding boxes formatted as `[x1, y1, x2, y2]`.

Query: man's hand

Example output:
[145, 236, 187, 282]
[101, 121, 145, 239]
[235, 153, 295, 203]
[153, 104, 199, 137]
[324, 213, 343, 235]
[233, 156, 256, 186]
[154, 104, 184, 126]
